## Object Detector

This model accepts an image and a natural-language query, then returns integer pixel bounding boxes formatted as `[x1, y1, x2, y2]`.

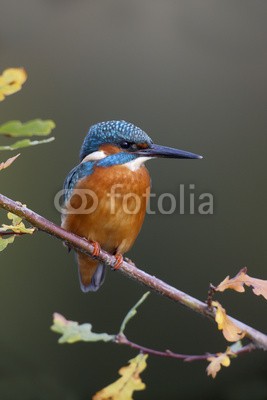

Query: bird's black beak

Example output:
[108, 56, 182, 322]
[135, 143, 203, 159]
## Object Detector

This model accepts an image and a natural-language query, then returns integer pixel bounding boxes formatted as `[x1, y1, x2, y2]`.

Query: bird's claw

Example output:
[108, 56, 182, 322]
[113, 253, 123, 270]
[63, 241, 72, 253]
[90, 240, 101, 257]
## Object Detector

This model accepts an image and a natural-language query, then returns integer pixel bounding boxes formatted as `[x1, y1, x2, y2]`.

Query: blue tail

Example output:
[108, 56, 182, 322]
[76, 252, 106, 292]
[80, 263, 106, 293]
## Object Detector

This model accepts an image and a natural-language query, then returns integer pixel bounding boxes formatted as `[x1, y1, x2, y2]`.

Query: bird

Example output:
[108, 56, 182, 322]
[61, 120, 202, 292]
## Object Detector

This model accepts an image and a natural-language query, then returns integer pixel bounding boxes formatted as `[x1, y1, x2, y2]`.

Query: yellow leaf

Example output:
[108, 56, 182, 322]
[0, 68, 27, 101]
[207, 350, 232, 378]
[93, 354, 148, 400]
[213, 301, 245, 342]
[0, 154, 20, 171]
[0, 208, 35, 235]
[1, 222, 35, 234]
[215, 268, 267, 300]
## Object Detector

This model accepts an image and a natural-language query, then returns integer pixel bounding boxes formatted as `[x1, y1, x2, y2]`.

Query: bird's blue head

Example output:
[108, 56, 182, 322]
[80, 120, 153, 161]
[79, 120, 202, 166]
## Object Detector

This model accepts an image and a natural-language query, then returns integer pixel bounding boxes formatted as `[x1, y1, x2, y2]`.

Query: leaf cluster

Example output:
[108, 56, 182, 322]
[0, 67, 55, 151]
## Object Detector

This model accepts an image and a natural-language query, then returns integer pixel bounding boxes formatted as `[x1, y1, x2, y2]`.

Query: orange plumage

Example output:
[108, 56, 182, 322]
[62, 162, 150, 290]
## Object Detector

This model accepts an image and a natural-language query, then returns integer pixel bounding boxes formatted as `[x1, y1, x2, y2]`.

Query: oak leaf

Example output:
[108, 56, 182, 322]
[93, 353, 147, 400]
[213, 301, 245, 342]
[51, 313, 114, 344]
[0, 119, 55, 137]
[215, 268, 267, 300]
[0, 210, 35, 235]
[0, 235, 15, 252]
[0, 137, 55, 151]
[0, 68, 27, 101]
[207, 350, 232, 378]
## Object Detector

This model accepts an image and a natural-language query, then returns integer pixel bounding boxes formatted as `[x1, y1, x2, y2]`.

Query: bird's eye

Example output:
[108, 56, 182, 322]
[120, 141, 131, 149]
[120, 141, 139, 152]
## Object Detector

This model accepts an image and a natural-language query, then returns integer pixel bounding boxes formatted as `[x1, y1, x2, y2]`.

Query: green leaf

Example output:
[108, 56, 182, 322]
[0, 235, 15, 251]
[51, 313, 115, 344]
[7, 211, 22, 226]
[0, 119, 56, 137]
[119, 292, 150, 334]
[229, 340, 243, 355]
[0, 137, 55, 151]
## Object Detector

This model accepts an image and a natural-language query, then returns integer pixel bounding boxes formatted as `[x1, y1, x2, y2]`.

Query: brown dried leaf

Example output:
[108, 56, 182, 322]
[216, 269, 246, 293]
[0, 154, 20, 171]
[213, 301, 245, 342]
[243, 275, 267, 300]
[215, 268, 267, 300]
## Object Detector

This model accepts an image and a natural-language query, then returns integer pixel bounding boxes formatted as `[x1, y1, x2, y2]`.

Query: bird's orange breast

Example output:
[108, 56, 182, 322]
[62, 164, 151, 254]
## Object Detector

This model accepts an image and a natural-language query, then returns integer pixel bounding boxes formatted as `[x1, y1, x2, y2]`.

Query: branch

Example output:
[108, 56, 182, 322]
[115, 333, 256, 362]
[0, 193, 267, 350]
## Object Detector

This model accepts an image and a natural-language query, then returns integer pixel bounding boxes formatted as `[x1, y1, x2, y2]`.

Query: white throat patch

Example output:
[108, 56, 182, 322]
[124, 157, 152, 171]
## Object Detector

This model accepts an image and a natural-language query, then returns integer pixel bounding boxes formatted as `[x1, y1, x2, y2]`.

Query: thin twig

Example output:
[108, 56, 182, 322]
[0, 231, 26, 236]
[115, 333, 256, 361]
[0, 193, 267, 350]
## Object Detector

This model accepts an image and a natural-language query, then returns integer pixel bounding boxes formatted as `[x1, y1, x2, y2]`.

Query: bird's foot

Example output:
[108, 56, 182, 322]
[113, 253, 123, 270]
[90, 240, 101, 257]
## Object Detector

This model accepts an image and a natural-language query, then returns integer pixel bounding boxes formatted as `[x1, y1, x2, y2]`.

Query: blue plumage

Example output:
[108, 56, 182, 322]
[63, 162, 94, 202]
[97, 152, 137, 167]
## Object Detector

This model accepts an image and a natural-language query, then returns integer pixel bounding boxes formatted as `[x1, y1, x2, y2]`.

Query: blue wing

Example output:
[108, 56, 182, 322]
[63, 162, 95, 203]
[62, 161, 106, 292]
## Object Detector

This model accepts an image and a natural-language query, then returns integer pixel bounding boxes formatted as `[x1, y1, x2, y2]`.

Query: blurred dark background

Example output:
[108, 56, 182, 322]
[0, 1, 267, 399]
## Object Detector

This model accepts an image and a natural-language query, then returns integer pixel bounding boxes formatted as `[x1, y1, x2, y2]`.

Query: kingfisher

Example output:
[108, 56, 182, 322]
[62, 120, 202, 292]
